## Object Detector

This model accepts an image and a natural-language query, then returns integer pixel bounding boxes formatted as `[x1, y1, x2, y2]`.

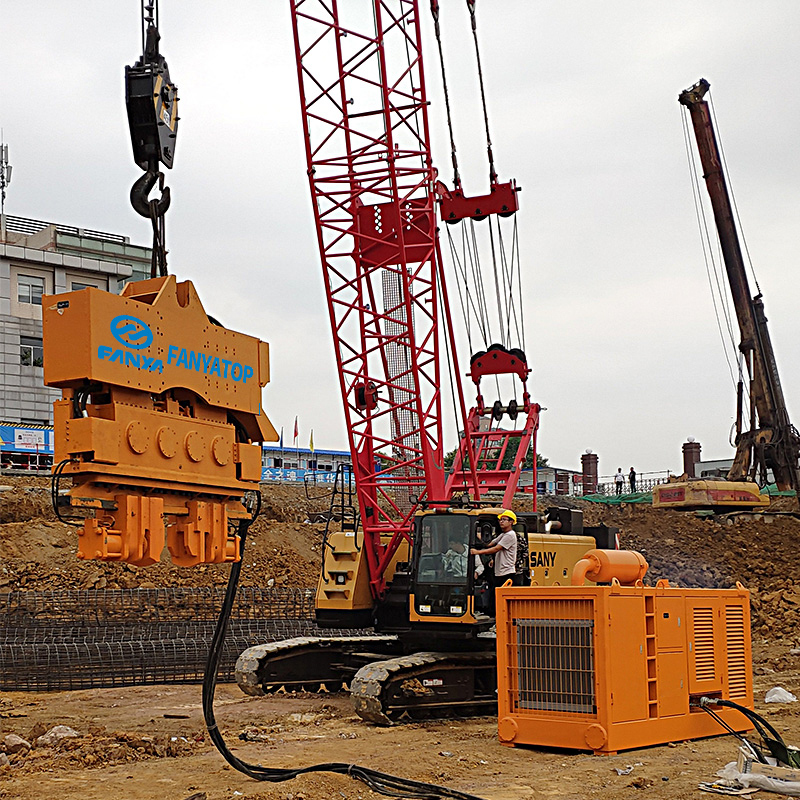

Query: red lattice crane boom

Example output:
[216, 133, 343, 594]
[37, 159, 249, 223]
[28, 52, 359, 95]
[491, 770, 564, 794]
[290, 0, 537, 601]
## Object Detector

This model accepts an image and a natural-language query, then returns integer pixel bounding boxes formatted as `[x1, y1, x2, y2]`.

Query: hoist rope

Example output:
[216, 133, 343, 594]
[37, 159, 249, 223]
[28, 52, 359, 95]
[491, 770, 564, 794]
[445, 227, 475, 350]
[466, 0, 497, 184]
[681, 106, 740, 394]
[497, 215, 525, 350]
[485, 217, 505, 345]
[430, 2, 461, 188]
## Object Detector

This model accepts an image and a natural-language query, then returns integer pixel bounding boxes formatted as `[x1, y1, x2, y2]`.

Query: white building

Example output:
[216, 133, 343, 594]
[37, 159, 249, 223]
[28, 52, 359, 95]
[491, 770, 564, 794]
[0, 214, 151, 425]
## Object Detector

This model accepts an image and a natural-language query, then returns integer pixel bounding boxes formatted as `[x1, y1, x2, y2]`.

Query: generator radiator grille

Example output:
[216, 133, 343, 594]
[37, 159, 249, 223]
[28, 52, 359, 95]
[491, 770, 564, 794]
[514, 618, 595, 714]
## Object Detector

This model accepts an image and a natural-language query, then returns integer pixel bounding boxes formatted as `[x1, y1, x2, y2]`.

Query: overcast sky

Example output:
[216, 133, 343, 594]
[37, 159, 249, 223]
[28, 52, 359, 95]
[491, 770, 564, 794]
[2, 1, 798, 479]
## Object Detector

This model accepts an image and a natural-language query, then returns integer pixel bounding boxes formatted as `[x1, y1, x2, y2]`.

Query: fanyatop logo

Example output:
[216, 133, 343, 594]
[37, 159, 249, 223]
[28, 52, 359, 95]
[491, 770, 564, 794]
[110, 315, 154, 350]
[97, 314, 255, 383]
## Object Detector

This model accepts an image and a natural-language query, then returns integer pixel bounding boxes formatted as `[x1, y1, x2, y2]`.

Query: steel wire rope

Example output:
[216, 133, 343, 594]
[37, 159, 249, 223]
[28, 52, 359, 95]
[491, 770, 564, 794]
[503, 215, 525, 351]
[684, 109, 740, 358]
[430, 0, 461, 188]
[496, 217, 515, 347]
[444, 225, 476, 352]
[708, 91, 762, 296]
[681, 106, 740, 393]
[466, 0, 497, 184]
[494, 215, 524, 350]
[201, 506, 489, 800]
[450, 219, 492, 349]
[685, 109, 739, 362]
[483, 217, 505, 349]
[467, 219, 494, 348]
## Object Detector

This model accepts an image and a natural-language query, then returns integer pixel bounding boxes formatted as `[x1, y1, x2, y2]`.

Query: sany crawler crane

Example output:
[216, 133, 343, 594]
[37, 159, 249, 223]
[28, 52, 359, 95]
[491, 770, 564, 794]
[235, 0, 621, 724]
[653, 79, 800, 509]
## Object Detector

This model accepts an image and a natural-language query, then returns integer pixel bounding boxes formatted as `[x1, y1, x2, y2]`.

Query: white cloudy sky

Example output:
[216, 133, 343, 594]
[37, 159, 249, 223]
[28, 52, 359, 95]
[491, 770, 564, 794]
[2, 1, 798, 479]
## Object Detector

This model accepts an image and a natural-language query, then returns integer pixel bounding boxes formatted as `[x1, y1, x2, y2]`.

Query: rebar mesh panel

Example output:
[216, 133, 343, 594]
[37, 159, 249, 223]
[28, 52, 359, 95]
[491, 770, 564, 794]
[0, 587, 368, 691]
[0, 586, 317, 625]
[515, 619, 595, 713]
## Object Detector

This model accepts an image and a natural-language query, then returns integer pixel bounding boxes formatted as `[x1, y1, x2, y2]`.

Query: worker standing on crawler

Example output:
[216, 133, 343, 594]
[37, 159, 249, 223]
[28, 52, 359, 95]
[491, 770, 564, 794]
[471, 510, 521, 615]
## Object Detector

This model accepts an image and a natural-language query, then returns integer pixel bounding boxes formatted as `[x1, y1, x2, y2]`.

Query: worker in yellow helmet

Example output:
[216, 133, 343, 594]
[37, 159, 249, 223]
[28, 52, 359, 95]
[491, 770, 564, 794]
[470, 509, 521, 615]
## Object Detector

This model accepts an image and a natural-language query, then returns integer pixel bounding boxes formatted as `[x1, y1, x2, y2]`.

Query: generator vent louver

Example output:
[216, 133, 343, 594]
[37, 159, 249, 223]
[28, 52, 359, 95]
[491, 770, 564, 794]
[725, 605, 748, 699]
[693, 606, 716, 681]
[515, 618, 595, 713]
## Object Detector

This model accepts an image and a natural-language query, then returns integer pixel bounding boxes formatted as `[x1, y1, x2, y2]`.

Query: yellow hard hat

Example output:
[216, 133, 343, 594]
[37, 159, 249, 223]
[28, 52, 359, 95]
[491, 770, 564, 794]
[499, 509, 517, 523]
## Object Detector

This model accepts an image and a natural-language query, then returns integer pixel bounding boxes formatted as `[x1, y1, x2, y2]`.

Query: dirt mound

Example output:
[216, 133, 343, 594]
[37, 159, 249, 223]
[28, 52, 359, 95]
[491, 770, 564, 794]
[0, 477, 331, 592]
[575, 499, 800, 647]
[2, 477, 799, 651]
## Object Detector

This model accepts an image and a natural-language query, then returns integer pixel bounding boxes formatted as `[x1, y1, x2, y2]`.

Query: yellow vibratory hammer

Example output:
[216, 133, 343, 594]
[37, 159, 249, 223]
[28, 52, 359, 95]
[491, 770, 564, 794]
[42, 275, 277, 567]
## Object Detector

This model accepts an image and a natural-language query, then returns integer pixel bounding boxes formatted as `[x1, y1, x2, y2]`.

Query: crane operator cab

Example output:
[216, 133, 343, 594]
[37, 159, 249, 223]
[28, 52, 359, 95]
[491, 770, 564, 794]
[407, 507, 528, 635]
[401, 506, 617, 639]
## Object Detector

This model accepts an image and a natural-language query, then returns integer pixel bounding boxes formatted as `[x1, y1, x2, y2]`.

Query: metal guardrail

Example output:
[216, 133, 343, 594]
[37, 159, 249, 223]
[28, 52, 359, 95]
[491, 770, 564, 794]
[593, 471, 672, 496]
[2, 213, 128, 243]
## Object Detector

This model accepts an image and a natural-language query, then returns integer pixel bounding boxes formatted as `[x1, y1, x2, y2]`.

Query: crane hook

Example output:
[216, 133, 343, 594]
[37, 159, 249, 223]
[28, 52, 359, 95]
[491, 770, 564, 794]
[130, 169, 171, 219]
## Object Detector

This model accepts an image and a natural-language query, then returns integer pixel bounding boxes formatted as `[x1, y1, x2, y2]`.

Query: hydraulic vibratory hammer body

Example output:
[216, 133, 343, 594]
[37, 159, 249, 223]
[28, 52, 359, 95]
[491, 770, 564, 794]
[42, 276, 277, 567]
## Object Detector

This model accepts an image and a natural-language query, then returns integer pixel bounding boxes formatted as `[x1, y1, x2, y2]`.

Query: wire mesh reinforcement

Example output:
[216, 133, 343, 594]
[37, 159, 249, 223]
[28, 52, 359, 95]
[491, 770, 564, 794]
[0, 587, 366, 691]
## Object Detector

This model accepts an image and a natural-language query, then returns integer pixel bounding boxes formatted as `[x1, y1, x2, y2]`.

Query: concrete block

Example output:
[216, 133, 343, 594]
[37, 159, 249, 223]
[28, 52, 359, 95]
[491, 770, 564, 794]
[44, 251, 61, 265]
[97, 260, 117, 275]
[23, 248, 44, 263]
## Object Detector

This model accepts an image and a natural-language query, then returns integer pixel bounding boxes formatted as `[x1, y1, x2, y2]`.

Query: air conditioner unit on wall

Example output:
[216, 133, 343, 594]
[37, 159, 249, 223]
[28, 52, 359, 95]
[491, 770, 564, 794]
[495, 581, 752, 755]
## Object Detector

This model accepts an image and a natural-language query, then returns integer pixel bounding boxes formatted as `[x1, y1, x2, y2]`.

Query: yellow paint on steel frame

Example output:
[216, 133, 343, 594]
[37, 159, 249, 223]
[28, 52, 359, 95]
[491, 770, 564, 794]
[43, 276, 278, 567]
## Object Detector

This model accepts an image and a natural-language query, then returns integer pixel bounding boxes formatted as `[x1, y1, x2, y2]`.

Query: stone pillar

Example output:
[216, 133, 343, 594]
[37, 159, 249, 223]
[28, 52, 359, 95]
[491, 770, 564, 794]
[682, 439, 701, 478]
[581, 451, 599, 495]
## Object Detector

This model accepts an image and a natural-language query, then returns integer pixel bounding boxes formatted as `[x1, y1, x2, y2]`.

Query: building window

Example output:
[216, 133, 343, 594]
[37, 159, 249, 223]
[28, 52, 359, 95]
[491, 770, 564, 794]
[319, 463, 332, 472]
[273, 457, 283, 468]
[18, 274, 45, 305]
[71, 282, 97, 291]
[20, 336, 44, 367]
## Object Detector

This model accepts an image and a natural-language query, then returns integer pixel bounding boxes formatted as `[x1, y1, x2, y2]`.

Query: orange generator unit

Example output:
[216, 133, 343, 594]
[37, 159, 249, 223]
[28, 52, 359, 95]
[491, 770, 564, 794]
[495, 579, 753, 755]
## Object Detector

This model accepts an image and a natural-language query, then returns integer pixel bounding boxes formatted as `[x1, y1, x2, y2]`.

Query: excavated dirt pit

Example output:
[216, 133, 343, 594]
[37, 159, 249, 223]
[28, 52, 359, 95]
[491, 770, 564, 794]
[2, 477, 800, 800]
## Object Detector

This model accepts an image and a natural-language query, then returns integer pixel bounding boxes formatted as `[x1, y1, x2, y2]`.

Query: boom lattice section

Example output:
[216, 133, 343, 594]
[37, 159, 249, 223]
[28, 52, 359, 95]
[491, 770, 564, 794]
[291, 0, 468, 594]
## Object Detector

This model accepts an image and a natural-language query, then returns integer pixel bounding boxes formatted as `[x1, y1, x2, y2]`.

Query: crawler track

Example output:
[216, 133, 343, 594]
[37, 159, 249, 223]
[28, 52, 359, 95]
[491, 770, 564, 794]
[236, 635, 498, 724]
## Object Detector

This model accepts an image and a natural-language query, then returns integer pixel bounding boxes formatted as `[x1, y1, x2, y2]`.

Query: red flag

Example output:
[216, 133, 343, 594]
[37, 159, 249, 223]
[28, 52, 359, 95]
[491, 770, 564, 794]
[293, 416, 298, 441]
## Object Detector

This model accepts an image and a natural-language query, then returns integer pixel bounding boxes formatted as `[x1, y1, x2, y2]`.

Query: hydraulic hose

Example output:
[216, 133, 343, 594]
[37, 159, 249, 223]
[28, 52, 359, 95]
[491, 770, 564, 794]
[201, 503, 488, 800]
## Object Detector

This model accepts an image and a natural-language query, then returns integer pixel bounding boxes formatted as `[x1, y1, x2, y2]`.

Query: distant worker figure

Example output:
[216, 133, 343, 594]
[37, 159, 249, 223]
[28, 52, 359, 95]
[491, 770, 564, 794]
[615, 468, 624, 495]
[471, 509, 521, 615]
[629, 467, 637, 493]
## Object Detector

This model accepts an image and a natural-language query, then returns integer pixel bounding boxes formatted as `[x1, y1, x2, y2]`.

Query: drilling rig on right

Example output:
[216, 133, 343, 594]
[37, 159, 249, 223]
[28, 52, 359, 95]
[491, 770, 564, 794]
[654, 79, 800, 510]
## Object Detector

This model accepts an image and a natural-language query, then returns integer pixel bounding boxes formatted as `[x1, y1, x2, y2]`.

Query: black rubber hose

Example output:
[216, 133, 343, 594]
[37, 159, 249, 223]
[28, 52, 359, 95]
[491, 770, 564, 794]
[201, 516, 488, 800]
